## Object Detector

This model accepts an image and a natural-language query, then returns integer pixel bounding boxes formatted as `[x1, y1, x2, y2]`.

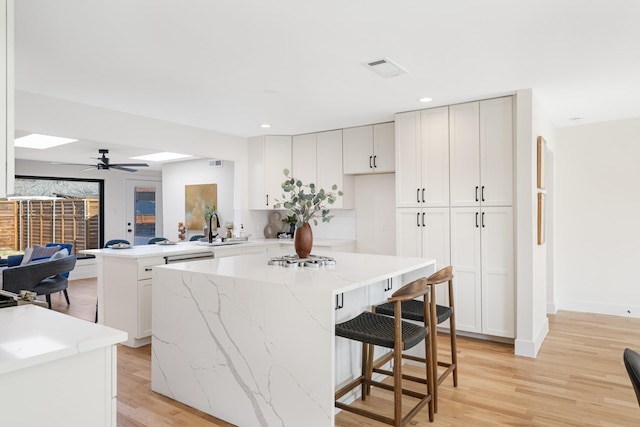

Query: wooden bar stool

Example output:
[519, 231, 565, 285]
[373, 266, 457, 412]
[335, 277, 434, 426]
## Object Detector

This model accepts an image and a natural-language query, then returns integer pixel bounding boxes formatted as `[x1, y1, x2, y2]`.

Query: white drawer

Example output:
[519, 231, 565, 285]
[137, 257, 164, 280]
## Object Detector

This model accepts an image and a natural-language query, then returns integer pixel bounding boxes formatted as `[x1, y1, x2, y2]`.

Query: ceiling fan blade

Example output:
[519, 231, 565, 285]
[110, 163, 149, 167]
[110, 165, 138, 172]
[51, 162, 96, 167]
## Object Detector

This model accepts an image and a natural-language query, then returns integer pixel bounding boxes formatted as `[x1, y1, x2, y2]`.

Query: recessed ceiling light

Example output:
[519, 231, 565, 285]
[14, 134, 77, 149]
[419, 97, 433, 103]
[569, 117, 583, 121]
[260, 124, 271, 128]
[130, 152, 192, 162]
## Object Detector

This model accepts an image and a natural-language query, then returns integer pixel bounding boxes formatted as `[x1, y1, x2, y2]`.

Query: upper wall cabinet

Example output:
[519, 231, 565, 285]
[449, 97, 513, 207]
[292, 129, 350, 209]
[343, 122, 395, 174]
[248, 135, 292, 209]
[395, 107, 450, 208]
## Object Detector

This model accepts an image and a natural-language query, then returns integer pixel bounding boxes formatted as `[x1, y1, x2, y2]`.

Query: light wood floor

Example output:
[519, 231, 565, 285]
[55, 279, 640, 426]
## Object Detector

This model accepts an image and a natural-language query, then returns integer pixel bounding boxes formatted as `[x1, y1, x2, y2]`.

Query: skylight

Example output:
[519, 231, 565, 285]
[14, 134, 77, 149]
[130, 152, 192, 162]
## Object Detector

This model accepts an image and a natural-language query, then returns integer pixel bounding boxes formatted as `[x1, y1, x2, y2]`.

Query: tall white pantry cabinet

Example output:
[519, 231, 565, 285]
[395, 96, 515, 339]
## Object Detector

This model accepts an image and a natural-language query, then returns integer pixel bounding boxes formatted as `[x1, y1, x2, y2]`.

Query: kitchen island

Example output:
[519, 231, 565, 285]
[151, 250, 435, 427]
[0, 305, 127, 427]
[83, 238, 354, 347]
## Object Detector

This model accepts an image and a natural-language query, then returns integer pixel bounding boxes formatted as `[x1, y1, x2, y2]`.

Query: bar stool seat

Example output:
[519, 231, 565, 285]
[335, 277, 434, 426]
[372, 266, 458, 413]
[376, 299, 452, 324]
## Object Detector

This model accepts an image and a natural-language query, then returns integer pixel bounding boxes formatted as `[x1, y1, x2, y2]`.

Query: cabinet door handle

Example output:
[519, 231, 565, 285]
[422, 188, 425, 203]
[369, 156, 373, 169]
[266, 195, 269, 207]
[482, 212, 485, 228]
[373, 155, 377, 168]
[422, 212, 426, 227]
[335, 293, 344, 310]
[417, 189, 420, 203]
[145, 267, 153, 272]
[416, 212, 420, 227]
[475, 186, 479, 202]
[475, 212, 479, 228]
[481, 186, 485, 202]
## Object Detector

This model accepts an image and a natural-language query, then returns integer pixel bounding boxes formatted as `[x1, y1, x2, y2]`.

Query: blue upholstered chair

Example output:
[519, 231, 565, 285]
[46, 243, 73, 278]
[148, 237, 167, 244]
[2, 256, 77, 309]
[190, 234, 206, 241]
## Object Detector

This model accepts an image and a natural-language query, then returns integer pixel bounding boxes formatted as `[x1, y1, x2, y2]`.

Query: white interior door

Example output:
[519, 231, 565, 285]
[126, 179, 163, 246]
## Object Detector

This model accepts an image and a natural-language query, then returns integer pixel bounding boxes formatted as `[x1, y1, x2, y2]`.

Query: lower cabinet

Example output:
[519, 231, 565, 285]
[450, 206, 514, 338]
[138, 278, 153, 338]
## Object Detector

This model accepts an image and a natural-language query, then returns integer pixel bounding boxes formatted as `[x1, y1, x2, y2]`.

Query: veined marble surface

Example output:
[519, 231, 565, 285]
[0, 305, 127, 375]
[81, 238, 354, 259]
[151, 251, 435, 427]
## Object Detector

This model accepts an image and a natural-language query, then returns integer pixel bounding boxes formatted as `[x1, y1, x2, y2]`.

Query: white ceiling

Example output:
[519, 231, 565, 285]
[13, 0, 640, 165]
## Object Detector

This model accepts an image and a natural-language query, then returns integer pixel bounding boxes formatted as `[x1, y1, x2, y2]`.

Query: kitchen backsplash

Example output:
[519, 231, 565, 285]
[244, 209, 356, 240]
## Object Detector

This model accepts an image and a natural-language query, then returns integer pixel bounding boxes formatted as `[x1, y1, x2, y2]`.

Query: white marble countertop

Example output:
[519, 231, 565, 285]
[0, 305, 127, 375]
[81, 238, 354, 259]
[156, 250, 435, 295]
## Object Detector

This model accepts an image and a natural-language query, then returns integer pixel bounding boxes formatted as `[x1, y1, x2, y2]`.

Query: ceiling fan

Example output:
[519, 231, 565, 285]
[55, 149, 149, 172]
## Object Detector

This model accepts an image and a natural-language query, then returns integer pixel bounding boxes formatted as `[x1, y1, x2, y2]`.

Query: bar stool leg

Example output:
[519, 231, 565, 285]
[430, 283, 439, 413]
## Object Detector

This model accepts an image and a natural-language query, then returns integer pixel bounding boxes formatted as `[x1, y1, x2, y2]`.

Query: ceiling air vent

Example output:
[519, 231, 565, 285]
[365, 57, 408, 78]
[209, 159, 223, 168]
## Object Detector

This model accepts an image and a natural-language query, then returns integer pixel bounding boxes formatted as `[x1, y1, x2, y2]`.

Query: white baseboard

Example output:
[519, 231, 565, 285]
[556, 299, 640, 319]
[515, 317, 549, 358]
[69, 258, 97, 280]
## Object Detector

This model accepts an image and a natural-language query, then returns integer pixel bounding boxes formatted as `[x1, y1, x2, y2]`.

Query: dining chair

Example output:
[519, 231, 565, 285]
[624, 348, 640, 407]
[104, 239, 130, 248]
[335, 277, 434, 426]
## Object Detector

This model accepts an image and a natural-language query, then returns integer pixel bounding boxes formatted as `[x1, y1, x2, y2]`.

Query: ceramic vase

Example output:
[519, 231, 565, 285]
[294, 222, 313, 258]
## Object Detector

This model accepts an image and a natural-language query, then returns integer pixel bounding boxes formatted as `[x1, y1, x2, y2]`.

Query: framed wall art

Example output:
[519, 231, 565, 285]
[537, 136, 546, 190]
[185, 183, 217, 230]
[537, 192, 546, 245]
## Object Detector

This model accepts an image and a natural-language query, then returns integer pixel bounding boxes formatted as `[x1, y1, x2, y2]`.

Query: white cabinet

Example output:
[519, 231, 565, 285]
[396, 207, 450, 268]
[395, 95, 515, 341]
[450, 206, 514, 338]
[292, 130, 349, 208]
[343, 122, 394, 174]
[0, 306, 125, 427]
[102, 255, 163, 347]
[395, 107, 449, 208]
[248, 135, 292, 209]
[449, 97, 513, 207]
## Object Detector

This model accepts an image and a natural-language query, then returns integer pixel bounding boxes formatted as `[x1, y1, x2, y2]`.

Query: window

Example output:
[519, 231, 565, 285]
[0, 176, 104, 258]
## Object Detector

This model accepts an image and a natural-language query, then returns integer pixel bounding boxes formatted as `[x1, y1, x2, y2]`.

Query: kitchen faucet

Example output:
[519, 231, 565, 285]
[208, 212, 220, 243]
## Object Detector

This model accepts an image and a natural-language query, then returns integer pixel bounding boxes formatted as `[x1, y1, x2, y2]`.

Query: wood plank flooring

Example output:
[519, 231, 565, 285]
[54, 279, 640, 426]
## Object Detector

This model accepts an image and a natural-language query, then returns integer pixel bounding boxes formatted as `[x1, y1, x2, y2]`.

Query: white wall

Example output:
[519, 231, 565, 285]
[15, 158, 161, 242]
[16, 91, 248, 162]
[161, 158, 235, 240]
[354, 173, 395, 255]
[556, 117, 640, 317]
[514, 89, 556, 357]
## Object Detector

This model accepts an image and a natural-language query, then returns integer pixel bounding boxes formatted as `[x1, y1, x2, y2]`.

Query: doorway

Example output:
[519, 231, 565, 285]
[126, 179, 163, 245]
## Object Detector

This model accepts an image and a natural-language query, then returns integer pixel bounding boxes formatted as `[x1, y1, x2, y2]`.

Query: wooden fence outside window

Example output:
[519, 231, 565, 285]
[0, 198, 100, 253]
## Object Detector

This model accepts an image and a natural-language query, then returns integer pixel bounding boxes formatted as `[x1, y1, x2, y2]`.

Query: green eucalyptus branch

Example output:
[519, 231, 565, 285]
[273, 168, 343, 227]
